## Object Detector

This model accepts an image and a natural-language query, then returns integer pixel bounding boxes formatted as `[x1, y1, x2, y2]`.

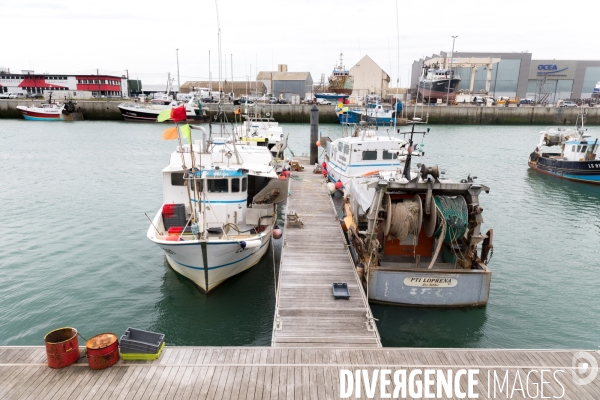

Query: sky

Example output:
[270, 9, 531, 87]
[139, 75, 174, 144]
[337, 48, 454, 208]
[2, 0, 597, 87]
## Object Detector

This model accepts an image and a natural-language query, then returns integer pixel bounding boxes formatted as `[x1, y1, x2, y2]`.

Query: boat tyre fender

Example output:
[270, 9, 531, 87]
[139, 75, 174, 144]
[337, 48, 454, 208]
[529, 151, 539, 162]
[265, 112, 271, 117]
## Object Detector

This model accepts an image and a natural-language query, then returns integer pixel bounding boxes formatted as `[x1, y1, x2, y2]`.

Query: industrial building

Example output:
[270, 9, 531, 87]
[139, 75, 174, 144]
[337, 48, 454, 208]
[180, 81, 266, 98]
[256, 65, 313, 100]
[0, 70, 126, 98]
[349, 55, 390, 102]
[412, 52, 600, 103]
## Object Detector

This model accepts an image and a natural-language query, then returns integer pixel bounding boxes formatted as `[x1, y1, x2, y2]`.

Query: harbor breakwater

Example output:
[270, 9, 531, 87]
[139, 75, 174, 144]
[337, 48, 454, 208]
[2, 100, 600, 125]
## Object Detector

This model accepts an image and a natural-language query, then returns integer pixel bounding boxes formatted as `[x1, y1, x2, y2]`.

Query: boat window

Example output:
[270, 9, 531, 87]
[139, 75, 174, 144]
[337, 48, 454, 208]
[231, 178, 240, 192]
[242, 177, 247, 192]
[572, 145, 575, 152]
[582, 146, 587, 153]
[207, 178, 228, 193]
[383, 150, 397, 160]
[344, 144, 349, 154]
[362, 150, 377, 161]
[171, 173, 185, 186]
[338, 142, 343, 152]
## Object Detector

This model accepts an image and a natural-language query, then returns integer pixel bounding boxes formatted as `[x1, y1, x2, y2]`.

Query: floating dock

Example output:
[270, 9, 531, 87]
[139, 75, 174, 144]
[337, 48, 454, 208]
[272, 158, 381, 348]
[1, 346, 598, 399]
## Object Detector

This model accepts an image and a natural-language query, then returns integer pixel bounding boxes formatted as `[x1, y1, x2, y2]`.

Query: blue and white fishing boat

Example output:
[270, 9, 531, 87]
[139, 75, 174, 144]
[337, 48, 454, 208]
[529, 112, 600, 185]
[314, 93, 349, 102]
[337, 102, 405, 126]
[147, 126, 287, 292]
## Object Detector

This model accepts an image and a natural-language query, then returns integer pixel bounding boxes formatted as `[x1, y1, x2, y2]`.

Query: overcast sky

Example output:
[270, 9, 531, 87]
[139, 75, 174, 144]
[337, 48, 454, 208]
[3, 0, 597, 86]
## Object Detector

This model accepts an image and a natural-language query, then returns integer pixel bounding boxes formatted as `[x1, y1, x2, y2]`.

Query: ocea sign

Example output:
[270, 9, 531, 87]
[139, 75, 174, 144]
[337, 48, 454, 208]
[538, 64, 559, 71]
[531, 61, 574, 79]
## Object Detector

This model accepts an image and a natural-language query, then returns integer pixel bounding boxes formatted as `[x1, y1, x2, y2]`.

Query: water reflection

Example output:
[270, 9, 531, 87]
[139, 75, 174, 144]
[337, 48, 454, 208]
[371, 304, 488, 348]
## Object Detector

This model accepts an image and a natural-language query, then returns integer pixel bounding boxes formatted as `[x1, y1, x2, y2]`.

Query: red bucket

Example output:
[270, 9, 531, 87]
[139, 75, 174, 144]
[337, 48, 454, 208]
[44, 327, 80, 369]
[86, 333, 119, 370]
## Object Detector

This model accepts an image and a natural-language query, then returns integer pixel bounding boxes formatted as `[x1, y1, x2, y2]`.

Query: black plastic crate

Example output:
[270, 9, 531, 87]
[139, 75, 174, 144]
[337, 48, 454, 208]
[119, 328, 165, 354]
[332, 283, 350, 299]
[162, 204, 186, 230]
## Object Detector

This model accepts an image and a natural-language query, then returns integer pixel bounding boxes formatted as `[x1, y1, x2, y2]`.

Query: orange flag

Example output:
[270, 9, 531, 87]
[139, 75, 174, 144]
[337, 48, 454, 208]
[162, 127, 178, 140]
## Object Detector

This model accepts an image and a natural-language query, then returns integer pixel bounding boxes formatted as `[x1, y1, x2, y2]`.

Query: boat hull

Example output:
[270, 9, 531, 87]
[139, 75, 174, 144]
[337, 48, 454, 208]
[154, 232, 272, 292]
[367, 267, 491, 307]
[315, 93, 349, 102]
[528, 157, 600, 185]
[17, 108, 62, 121]
[337, 111, 401, 126]
[118, 104, 209, 123]
[418, 78, 461, 101]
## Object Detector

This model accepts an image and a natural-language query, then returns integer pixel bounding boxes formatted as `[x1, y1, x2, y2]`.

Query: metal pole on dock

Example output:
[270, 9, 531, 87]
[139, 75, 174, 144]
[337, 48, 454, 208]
[310, 105, 319, 165]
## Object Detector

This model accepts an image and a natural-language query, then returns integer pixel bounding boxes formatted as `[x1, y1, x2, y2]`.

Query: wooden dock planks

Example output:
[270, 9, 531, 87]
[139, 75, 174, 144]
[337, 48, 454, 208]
[1, 346, 599, 399]
[272, 160, 381, 348]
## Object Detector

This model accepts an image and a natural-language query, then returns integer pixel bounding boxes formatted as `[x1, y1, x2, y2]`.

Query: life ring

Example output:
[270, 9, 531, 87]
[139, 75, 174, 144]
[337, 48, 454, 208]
[265, 112, 271, 117]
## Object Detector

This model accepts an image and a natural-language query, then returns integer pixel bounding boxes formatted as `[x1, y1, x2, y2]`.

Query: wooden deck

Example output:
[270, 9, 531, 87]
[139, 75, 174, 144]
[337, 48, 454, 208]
[272, 159, 381, 348]
[1, 346, 598, 399]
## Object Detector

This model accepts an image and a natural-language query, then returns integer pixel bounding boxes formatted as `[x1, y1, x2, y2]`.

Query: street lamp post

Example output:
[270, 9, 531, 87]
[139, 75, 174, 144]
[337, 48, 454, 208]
[446, 35, 458, 105]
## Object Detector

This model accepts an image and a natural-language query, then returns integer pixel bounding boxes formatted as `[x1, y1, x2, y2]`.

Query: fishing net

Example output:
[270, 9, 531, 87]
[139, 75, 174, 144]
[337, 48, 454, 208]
[434, 195, 468, 242]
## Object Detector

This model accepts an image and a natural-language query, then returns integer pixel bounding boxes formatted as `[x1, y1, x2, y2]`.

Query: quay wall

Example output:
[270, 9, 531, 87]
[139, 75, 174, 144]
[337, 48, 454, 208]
[2, 99, 600, 125]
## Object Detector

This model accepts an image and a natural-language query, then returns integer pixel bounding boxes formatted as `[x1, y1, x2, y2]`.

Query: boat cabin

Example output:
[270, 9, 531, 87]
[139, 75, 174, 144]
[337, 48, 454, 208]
[329, 135, 405, 175]
[562, 140, 599, 161]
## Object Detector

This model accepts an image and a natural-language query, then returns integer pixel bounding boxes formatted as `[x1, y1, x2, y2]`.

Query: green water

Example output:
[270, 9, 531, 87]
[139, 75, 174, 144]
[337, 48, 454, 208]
[1, 120, 599, 349]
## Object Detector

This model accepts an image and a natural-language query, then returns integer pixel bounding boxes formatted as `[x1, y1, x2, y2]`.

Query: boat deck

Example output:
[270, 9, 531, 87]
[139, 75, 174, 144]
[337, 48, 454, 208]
[272, 158, 381, 348]
[1, 346, 598, 399]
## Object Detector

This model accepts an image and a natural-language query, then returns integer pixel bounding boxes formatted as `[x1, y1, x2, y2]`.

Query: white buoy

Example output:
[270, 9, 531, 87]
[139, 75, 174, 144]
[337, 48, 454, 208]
[326, 182, 336, 194]
[240, 239, 261, 249]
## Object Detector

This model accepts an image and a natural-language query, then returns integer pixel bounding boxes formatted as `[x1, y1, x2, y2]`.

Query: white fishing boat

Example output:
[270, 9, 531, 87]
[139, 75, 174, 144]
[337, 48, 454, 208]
[146, 123, 287, 292]
[118, 96, 209, 122]
[324, 121, 424, 191]
[233, 108, 288, 171]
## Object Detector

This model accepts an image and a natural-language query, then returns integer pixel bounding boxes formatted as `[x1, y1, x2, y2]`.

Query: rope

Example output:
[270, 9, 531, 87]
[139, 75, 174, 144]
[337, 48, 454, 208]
[427, 207, 446, 269]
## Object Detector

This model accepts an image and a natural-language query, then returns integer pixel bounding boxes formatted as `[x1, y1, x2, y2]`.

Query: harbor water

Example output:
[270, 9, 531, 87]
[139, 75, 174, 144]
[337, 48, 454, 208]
[1, 120, 599, 349]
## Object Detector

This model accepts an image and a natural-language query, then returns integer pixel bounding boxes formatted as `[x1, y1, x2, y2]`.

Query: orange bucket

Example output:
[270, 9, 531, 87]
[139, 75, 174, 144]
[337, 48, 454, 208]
[86, 333, 119, 370]
[44, 327, 80, 369]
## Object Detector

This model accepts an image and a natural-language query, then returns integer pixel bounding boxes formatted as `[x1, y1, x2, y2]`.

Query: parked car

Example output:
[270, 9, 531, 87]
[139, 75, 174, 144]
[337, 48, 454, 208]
[560, 101, 577, 108]
[1, 92, 19, 99]
[277, 99, 288, 104]
[269, 97, 278, 104]
[26, 93, 43, 99]
[317, 98, 331, 105]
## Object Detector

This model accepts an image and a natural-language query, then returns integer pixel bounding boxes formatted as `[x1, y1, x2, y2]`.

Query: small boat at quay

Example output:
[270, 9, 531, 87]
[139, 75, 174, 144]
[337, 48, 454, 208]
[337, 102, 407, 126]
[324, 122, 493, 307]
[147, 118, 287, 292]
[16, 94, 79, 121]
[529, 112, 600, 185]
[314, 93, 349, 102]
[118, 96, 209, 122]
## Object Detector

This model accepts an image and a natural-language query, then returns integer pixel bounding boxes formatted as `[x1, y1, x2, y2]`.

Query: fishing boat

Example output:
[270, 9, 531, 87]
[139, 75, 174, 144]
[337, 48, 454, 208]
[16, 94, 80, 121]
[528, 112, 600, 185]
[233, 107, 288, 171]
[324, 122, 493, 307]
[146, 117, 287, 292]
[417, 62, 461, 103]
[314, 93, 349, 103]
[337, 102, 406, 126]
[118, 96, 209, 122]
[327, 52, 354, 95]
[324, 121, 423, 190]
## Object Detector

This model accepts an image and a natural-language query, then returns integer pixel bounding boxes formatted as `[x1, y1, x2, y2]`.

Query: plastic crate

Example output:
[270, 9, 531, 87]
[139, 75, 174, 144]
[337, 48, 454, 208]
[120, 342, 165, 361]
[332, 283, 350, 299]
[162, 204, 186, 230]
[119, 328, 165, 354]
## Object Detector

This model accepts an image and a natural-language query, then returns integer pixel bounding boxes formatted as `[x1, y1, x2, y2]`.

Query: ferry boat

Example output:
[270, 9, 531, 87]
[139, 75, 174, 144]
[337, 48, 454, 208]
[327, 52, 354, 95]
[324, 122, 493, 307]
[528, 112, 600, 185]
[337, 102, 406, 126]
[146, 121, 287, 292]
[417, 62, 461, 103]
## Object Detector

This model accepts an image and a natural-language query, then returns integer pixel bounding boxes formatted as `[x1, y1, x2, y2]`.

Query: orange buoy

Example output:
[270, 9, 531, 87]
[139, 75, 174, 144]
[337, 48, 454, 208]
[44, 327, 80, 369]
[316, 140, 321, 147]
[335, 181, 343, 190]
[86, 333, 119, 370]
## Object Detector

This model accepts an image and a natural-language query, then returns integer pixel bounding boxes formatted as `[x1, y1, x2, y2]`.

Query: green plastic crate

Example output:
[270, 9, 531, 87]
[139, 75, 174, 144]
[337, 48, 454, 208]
[120, 342, 165, 361]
